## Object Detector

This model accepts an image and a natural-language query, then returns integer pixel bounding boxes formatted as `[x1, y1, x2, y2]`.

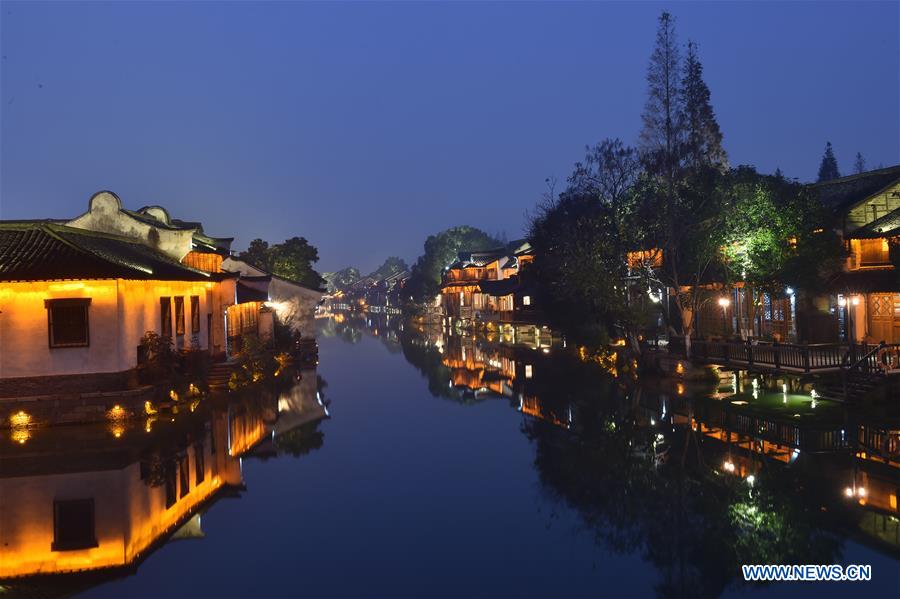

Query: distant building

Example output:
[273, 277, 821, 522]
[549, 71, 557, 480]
[440, 240, 537, 326]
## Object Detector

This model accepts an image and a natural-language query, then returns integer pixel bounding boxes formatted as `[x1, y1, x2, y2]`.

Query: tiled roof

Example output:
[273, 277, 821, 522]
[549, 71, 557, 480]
[236, 280, 269, 303]
[0, 222, 212, 282]
[847, 208, 900, 239]
[830, 269, 898, 293]
[479, 277, 520, 296]
[810, 165, 900, 212]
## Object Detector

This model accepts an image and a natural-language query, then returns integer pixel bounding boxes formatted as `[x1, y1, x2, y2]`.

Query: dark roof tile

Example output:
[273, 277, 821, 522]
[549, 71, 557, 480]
[0, 222, 212, 282]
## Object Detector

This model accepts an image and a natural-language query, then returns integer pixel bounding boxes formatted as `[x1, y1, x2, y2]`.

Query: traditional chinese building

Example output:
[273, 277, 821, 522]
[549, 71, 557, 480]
[814, 165, 900, 344]
[440, 240, 537, 326]
[0, 190, 318, 394]
[0, 220, 232, 391]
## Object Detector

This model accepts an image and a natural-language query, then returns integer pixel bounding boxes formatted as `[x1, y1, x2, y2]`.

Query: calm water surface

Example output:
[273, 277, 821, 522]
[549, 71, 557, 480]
[3, 315, 899, 598]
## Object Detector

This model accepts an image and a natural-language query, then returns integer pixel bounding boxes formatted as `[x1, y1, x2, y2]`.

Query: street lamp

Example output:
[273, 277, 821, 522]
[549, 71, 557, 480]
[718, 297, 731, 337]
[838, 296, 849, 342]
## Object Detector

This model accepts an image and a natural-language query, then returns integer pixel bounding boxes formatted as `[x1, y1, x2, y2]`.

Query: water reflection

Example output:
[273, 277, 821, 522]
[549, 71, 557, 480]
[0, 370, 327, 592]
[329, 313, 899, 597]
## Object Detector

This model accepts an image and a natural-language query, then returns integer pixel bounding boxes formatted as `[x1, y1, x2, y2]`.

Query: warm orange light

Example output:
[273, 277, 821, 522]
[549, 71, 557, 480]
[10, 410, 30, 428]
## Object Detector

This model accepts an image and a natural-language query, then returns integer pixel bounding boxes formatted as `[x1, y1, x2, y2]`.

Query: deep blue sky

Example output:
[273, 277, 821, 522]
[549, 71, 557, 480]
[1, 1, 897, 273]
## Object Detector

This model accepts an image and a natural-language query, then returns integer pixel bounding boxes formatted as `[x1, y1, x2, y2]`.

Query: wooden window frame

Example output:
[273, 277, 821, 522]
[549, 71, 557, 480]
[45, 298, 91, 348]
[160, 297, 172, 338]
[190, 296, 200, 334]
[174, 297, 185, 337]
[52, 498, 98, 551]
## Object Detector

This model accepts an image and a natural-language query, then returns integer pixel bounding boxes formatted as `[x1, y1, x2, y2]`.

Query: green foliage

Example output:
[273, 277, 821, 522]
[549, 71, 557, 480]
[239, 239, 276, 272]
[680, 41, 728, 171]
[229, 334, 277, 389]
[323, 267, 362, 292]
[722, 167, 844, 295]
[405, 226, 500, 303]
[817, 141, 841, 182]
[854, 152, 866, 174]
[529, 191, 629, 345]
[138, 331, 177, 382]
[274, 420, 325, 457]
[370, 256, 409, 279]
[238, 236, 326, 290]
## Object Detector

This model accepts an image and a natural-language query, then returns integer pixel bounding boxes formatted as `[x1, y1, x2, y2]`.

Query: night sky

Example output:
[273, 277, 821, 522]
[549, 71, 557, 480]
[1, 1, 897, 273]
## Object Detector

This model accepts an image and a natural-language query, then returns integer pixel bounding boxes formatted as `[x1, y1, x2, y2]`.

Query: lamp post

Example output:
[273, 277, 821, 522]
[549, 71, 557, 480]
[718, 297, 731, 337]
[786, 287, 797, 342]
[850, 295, 860, 345]
[838, 296, 848, 343]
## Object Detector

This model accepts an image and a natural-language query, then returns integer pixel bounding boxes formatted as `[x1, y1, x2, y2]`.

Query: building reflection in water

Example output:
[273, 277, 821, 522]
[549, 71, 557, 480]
[0, 370, 328, 586]
[329, 312, 899, 593]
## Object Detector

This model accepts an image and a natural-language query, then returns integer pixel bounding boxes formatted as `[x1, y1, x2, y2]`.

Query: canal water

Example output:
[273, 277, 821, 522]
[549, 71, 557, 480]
[2, 314, 898, 598]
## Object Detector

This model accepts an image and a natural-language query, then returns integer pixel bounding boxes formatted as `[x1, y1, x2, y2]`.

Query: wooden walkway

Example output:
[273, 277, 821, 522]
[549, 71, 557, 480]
[676, 339, 900, 375]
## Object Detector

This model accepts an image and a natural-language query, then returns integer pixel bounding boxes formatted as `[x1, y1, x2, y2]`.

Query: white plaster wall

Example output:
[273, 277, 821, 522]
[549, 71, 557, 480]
[222, 258, 323, 336]
[67, 192, 195, 261]
[0, 280, 122, 378]
[0, 280, 212, 379]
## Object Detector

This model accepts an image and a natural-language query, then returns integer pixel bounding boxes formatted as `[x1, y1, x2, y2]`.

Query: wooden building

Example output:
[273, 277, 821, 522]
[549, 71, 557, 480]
[440, 240, 537, 326]
[813, 165, 900, 344]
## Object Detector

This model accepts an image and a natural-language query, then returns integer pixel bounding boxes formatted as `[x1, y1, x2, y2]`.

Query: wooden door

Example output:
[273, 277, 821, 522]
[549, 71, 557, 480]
[867, 293, 899, 344]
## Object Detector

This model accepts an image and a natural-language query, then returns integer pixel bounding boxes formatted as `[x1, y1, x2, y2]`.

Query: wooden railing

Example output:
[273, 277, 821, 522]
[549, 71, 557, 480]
[674, 338, 900, 374]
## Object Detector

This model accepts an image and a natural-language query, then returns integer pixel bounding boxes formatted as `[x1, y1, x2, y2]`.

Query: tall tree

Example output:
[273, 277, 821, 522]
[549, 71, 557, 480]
[529, 140, 647, 346]
[640, 10, 682, 181]
[271, 236, 326, 290]
[853, 152, 866, 174]
[680, 41, 728, 171]
[238, 237, 326, 290]
[568, 138, 641, 215]
[238, 239, 275, 272]
[638, 11, 728, 357]
[816, 142, 840, 182]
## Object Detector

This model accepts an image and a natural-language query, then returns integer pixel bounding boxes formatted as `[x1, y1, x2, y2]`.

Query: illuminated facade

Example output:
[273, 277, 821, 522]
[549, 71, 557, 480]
[223, 257, 324, 338]
[813, 166, 899, 344]
[0, 221, 231, 383]
[440, 240, 536, 325]
[0, 374, 326, 581]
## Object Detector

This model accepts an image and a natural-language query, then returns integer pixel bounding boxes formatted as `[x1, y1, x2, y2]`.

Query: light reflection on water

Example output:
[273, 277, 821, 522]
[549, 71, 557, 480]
[1, 313, 898, 598]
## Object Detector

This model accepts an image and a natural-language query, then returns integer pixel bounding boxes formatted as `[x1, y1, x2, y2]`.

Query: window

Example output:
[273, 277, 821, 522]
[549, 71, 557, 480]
[525, 364, 533, 379]
[190, 296, 200, 334]
[522, 295, 531, 306]
[165, 459, 177, 508]
[160, 297, 172, 338]
[174, 297, 185, 337]
[194, 442, 205, 485]
[179, 454, 190, 498]
[52, 499, 97, 551]
[45, 299, 90, 348]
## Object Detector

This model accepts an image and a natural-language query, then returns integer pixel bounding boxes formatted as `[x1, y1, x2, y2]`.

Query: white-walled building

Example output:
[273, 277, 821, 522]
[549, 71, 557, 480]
[0, 222, 232, 385]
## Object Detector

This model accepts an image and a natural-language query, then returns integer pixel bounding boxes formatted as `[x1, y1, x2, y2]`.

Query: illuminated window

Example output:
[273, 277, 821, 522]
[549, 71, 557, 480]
[160, 297, 172, 338]
[459, 291, 465, 306]
[525, 364, 533, 379]
[45, 298, 90, 348]
[523, 295, 531, 306]
[174, 297, 185, 337]
[52, 499, 97, 551]
[190, 296, 201, 334]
